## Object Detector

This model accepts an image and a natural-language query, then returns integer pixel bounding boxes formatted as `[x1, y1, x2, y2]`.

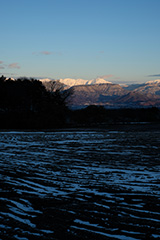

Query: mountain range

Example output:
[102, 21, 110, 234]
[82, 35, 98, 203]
[41, 78, 160, 108]
[40, 77, 112, 87]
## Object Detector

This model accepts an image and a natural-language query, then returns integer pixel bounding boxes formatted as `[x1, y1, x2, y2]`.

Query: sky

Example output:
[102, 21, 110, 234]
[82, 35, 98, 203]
[0, 0, 160, 84]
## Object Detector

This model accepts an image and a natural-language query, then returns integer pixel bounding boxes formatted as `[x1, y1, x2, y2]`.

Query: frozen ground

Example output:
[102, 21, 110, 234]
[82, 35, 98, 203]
[0, 130, 160, 239]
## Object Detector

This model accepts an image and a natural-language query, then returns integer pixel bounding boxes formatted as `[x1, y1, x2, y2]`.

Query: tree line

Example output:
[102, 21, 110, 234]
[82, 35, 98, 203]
[0, 75, 71, 128]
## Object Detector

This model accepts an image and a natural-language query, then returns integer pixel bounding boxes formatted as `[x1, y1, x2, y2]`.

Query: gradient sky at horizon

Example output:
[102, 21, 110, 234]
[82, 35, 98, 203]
[0, 0, 160, 84]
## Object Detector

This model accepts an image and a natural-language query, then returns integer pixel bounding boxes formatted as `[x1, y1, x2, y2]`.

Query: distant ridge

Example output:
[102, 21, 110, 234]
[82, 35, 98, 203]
[39, 78, 160, 108]
[40, 77, 112, 87]
[146, 79, 160, 84]
[66, 80, 160, 108]
[2, 76, 160, 108]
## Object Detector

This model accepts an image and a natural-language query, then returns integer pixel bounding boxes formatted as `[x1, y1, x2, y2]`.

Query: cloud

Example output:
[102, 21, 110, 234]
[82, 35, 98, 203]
[40, 51, 52, 55]
[98, 74, 113, 79]
[148, 74, 160, 77]
[32, 51, 52, 55]
[0, 72, 17, 76]
[0, 61, 5, 69]
[8, 63, 20, 69]
[0, 61, 21, 70]
[99, 51, 104, 54]
[33, 51, 62, 56]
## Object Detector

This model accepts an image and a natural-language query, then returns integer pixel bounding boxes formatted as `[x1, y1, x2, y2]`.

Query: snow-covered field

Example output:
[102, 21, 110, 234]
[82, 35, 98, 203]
[0, 130, 160, 240]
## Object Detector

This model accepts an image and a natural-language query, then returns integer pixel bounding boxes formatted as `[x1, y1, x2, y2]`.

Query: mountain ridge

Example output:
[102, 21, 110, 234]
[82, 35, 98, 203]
[66, 80, 160, 108]
[40, 77, 112, 87]
[40, 78, 160, 108]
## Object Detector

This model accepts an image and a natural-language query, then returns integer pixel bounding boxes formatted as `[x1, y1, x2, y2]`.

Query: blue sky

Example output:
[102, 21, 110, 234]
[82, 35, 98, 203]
[0, 0, 160, 83]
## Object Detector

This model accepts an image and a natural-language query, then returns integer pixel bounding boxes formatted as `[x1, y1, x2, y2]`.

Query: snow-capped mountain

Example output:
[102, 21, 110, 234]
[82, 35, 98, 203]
[145, 79, 160, 84]
[67, 79, 160, 108]
[59, 78, 87, 87]
[40, 78, 54, 82]
[132, 79, 160, 96]
[40, 78, 112, 87]
[58, 78, 112, 87]
[40, 77, 160, 108]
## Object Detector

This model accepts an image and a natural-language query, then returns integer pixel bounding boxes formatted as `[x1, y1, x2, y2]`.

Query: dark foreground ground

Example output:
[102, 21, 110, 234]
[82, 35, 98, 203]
[0, 128, 160, 240]
[1, 122, 160, 133]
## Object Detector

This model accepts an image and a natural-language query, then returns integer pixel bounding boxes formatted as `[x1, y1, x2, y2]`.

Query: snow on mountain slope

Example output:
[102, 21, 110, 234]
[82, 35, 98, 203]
[86, 78, 112, 85]
[133, 79, 160, 96]
[39, 77, 112, 87]
[40, 78, 55, 82]
[145, 79, 160, 84]
[58, 78, 112, 87]
[59, 78, 87, 87]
